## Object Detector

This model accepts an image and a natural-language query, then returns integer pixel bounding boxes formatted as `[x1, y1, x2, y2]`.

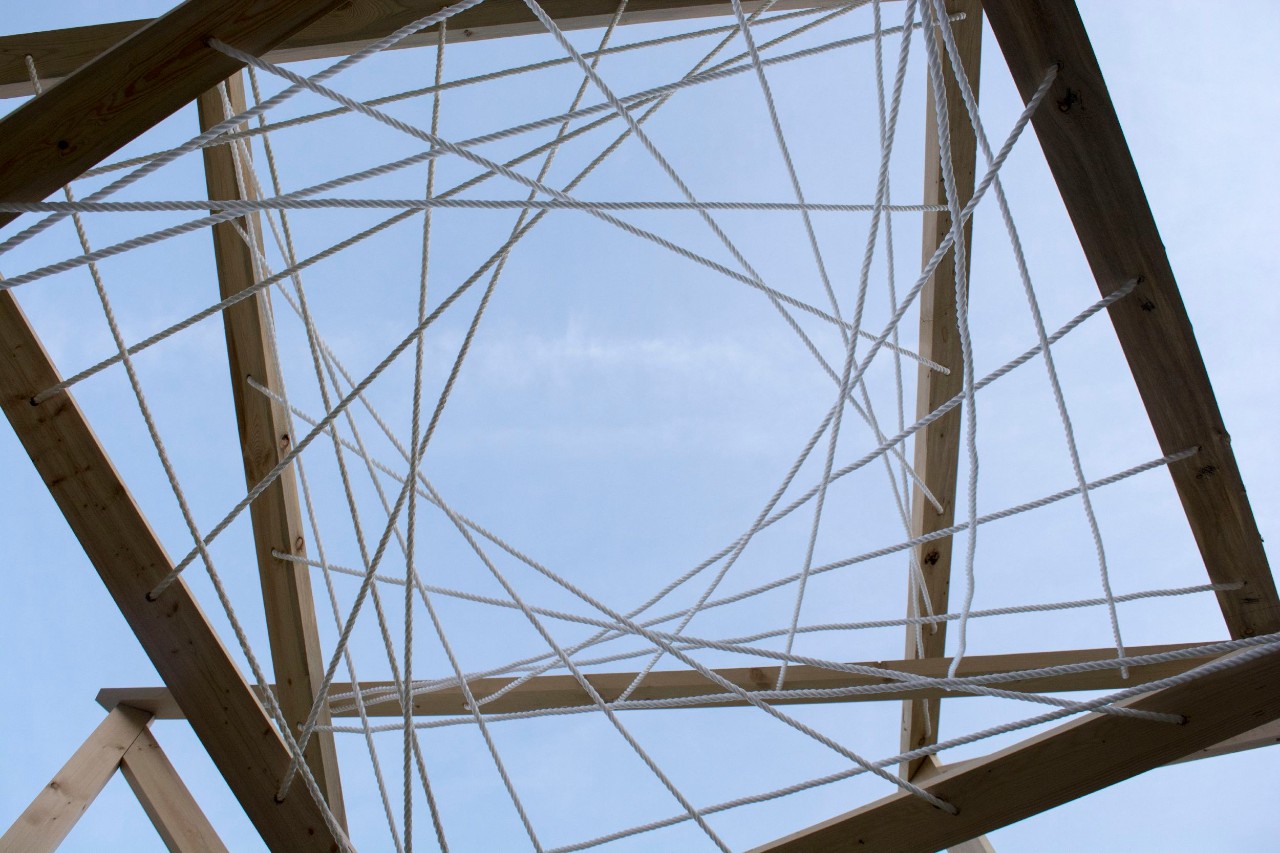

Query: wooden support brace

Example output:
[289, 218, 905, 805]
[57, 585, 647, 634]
[749, 645, 1280, 852]
[195, 72, 345, 828]
[978, 0, 1279, 639]
[120, 727, 231, 853]
[901, 0, 983, 781]
[0, 706, 151, 853]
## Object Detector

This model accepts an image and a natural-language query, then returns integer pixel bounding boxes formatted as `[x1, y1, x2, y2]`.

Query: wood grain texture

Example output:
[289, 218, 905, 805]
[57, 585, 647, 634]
[980, 0, 1279, 639]
[0, 0, 848, 99]
[750, 646, 1280, 852]
[95, 643, 1218, 719]
[0, 706, 151, 853]
[901, 0, 983, 781]
[196, 74, 346, 829]
[0, 290, 340, 851]
[120, 726, 231, 853]
[0, 0, 346, 228]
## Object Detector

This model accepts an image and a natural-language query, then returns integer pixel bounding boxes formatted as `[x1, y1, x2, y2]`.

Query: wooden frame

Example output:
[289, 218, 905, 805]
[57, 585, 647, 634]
[0, 0, 1275, 849]
[0, 707, 227, 853]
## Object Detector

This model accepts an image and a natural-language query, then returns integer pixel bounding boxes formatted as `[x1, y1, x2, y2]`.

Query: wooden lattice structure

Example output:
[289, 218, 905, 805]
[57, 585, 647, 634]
[0, 1, 1276, 850]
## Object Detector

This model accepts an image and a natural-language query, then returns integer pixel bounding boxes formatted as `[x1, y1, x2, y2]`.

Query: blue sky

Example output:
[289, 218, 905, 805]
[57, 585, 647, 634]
[1, 1, 1277, 850]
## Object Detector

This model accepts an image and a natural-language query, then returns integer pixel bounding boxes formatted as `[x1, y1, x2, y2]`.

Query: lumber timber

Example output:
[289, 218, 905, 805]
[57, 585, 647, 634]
[1170, 717, 1280, 765]
[901, 0, 983, 782]
[0, 0, 848, 100]
[0, 706, 151, 853]
[95, 642, 1217, 719]
[120, 727, 231, 853]
[195, 73, 345, 828]
[978, 0, 1279, 639]
[0, 266, 339, 850]
[0, 0, 347, 229]
[749, 645, 1280, 852]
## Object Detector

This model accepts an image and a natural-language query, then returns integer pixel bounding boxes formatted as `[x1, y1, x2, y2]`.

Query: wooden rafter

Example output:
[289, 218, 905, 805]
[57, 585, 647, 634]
[900, 0, 983, 782]
[979, 0, 1279, 639]
[196, 72, 346, 827]
[94, 642, 1219, 718]
[0, 0, 848, 100]
[750, 645, 1280, 852]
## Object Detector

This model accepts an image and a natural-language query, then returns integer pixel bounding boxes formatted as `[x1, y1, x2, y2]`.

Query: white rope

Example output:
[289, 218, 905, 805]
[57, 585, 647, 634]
[0, 198, 949, 214]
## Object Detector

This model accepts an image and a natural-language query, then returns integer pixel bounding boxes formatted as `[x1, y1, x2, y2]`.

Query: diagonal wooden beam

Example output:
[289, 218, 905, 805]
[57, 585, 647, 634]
[195, 72, 345, 829]
[120, 726, 231, 853]
[901, 0, 983, 782]
[95, 642, 1219, 719]
[0, 0, 346, 229]
[0, 0, 848, 100]
[0, 706, 151, 853]
[749, 645, 1280, 852]
[978, 0, 1279, 639]
[0, 289, 339, 850]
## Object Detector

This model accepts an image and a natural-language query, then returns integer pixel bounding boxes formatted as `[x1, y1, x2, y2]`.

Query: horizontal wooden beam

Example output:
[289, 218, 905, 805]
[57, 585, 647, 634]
[980, 0, 1280, 640]
[749, 645, 1280, 852]
[0, 0, 346, 229]
[96, 643, 1216, 719]
[0, 0, 843, 100]
[0, 706, 151, 853]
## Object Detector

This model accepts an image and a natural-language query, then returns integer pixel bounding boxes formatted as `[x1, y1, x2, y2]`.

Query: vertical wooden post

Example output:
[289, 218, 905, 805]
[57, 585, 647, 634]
[195, 73, 346, 825]
[900, 0, 984, 782]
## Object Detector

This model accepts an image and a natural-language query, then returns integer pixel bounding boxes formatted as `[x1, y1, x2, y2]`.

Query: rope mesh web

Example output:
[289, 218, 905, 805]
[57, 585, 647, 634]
[1, 0, 1269, 849]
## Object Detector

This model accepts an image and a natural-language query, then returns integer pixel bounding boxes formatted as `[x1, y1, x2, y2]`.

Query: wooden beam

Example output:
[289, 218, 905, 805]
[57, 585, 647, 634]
[0, 294, 339, 848]
[1170, 717, 1280, 765]
[95, 642, 1218, 719]
[195, 72, 345, 829]
[0, 0, 846, 100]
[901, 0, 983, 781]
[0, 0, 346, 229]
[120, 727, 231, 853]
[978, 0, 1279, 639]
[749, 645, 1280, 852]
[0, 706, 151, 853]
